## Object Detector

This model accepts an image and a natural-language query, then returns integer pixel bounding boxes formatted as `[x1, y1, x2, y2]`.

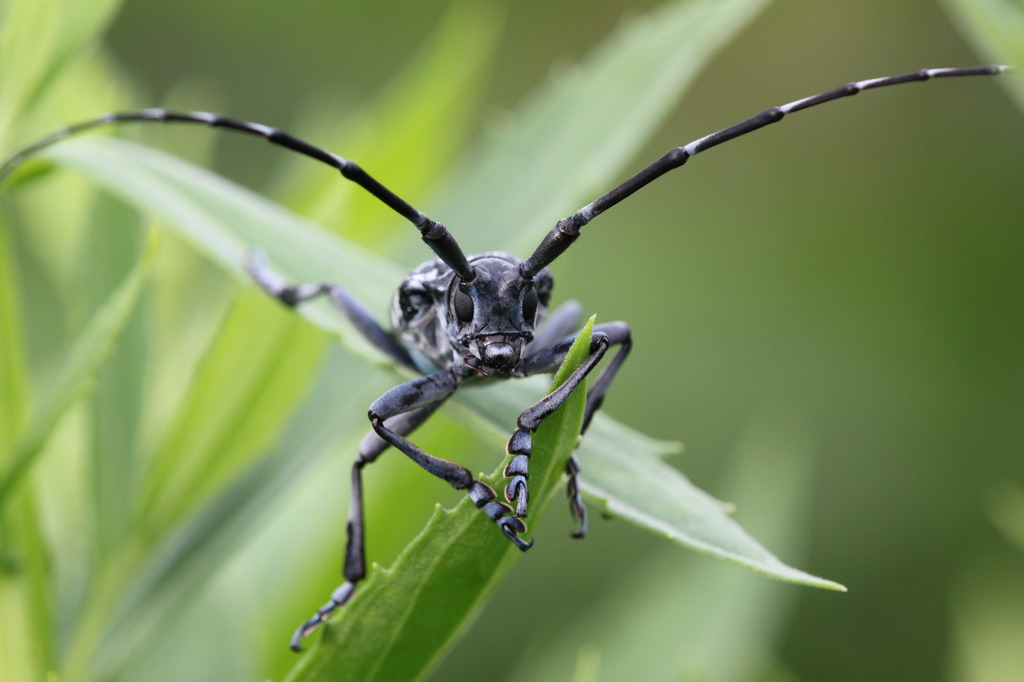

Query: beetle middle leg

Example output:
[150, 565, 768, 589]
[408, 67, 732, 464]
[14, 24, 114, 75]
[245, 248, 418, 371]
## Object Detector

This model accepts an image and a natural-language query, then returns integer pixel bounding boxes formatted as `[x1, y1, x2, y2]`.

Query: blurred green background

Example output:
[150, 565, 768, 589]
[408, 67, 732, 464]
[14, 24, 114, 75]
[2, 0, 1023, 680]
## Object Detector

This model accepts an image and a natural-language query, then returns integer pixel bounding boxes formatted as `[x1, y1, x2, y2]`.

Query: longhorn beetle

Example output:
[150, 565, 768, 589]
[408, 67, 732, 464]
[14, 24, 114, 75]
[0, 65, 1010, 651]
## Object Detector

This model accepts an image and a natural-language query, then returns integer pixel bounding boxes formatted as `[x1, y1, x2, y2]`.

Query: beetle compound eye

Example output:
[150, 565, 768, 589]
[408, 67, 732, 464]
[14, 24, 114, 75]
[398, 283, 429, 322]
[453, 287, 475, 323]
[522, 287, 538, 323]
[399, 294, 427, 322]
[534, 271, 553, 309]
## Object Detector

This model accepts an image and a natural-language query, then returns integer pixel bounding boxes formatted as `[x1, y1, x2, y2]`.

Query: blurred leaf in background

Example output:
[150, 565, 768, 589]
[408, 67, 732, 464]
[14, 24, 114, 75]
[1, 0, 1022, 680]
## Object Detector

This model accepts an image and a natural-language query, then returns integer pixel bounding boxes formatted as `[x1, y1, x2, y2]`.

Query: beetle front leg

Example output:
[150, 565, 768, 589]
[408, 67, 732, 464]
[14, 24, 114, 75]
[504, 331, 613, 518]
[516, 322, 631, 535]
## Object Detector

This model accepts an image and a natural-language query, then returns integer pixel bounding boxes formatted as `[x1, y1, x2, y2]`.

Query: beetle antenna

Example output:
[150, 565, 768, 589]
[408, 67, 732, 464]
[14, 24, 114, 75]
[0, 109, 476, 280]
[521, 64, 1011, 277]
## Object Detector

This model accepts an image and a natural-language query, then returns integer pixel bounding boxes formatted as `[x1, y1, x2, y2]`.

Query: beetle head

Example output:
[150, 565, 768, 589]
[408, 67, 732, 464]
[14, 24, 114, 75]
[447, 254, 552, 374]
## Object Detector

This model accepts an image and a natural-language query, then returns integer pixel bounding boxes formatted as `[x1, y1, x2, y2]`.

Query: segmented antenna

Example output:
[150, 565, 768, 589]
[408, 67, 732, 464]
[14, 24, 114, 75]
[521, 65, 1011, 277]
[0, 109, 476, 280]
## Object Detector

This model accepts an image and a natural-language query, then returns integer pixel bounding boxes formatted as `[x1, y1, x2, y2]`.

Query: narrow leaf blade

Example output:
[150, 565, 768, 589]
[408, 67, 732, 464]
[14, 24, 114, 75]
[579, 441, 845, 590]
[42, 126, 838, 593]
[942, 0, 1024, 113]
[284, 319, 594, 682]
[0, 231, 156, 505]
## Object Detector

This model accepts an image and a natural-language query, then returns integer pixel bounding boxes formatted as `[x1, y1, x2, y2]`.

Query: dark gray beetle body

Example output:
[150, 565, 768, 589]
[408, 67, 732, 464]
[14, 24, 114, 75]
[0, 64, 1004, 652]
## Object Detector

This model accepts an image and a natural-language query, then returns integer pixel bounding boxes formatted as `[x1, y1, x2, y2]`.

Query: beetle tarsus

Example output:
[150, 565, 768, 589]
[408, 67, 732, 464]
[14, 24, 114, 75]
[290, 580, 357, 651]
[471, 480, 534, 549]
[566, 454, 588, 539]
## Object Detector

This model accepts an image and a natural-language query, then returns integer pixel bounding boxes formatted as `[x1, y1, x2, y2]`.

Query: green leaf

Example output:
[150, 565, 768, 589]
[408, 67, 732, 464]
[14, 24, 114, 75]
[139, 292, 327, 535]
[286, 319, 594, 682]
[943, 0, 1024, 113]
[442, 375, 840, 590]
[0, 216, 29, 451]
[579, 434, 844, 591]
[445, 374, 836, 588]
[512, 418, 832, 681]
[0, 0, 58, 145]
[35, 83, 837, 667]
[35, 0, 124, 106]
[85, 353, 386, 680]
[0, 485, 52, 681]
[0, 230, 157, 507]
[0, 0, 124, 147]
[45, 137, 401, 359]
[283, 2, 502, 242]
[30, 0, 831, 603]
[79, 194, 148, 557]
[0, 0, 861, 677]
[985, 480, 1024, 553]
